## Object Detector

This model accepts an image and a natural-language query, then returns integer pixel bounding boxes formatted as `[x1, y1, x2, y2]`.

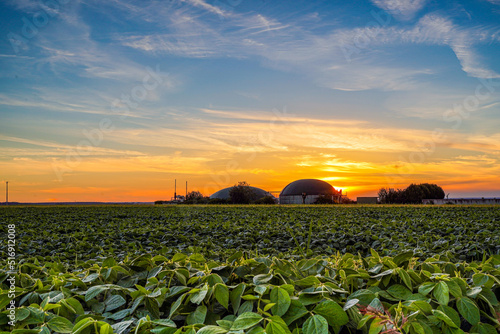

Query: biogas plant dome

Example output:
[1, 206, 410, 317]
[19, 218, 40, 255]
[210, 186, 271, 200]
[279, 179, 338, 204]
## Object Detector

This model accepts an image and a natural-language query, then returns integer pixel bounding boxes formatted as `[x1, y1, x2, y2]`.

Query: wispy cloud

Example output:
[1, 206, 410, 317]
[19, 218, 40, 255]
[370, 0, 427, 21]
[180, 0, 226, 17]
[117, 3, 499, 90]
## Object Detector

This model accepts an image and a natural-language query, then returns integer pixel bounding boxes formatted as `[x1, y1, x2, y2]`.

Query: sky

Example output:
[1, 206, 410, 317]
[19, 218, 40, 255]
[1, 0, 500, 202]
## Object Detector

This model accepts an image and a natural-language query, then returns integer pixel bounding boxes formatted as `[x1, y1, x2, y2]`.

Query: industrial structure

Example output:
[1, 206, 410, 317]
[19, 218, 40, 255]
[210, 186, 272, 200]
[357, 197, 378, 204]
[422, 198, 500, 205]
[279, 179, 342, 204]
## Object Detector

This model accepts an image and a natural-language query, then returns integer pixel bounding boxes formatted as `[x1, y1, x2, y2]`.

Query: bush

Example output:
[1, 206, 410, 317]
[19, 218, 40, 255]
[379, 183, 445, 204]
[229, 181, 259, 204]
[255, 196, 277, 204]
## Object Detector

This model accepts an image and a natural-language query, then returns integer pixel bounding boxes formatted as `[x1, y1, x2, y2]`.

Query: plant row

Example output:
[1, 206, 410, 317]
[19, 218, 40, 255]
[1, 250, 499, 333]
[1, 206, 499, 264]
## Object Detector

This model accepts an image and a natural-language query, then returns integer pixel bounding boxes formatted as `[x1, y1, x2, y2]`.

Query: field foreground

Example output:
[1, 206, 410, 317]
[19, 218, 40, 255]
[0, 205, 499, 334]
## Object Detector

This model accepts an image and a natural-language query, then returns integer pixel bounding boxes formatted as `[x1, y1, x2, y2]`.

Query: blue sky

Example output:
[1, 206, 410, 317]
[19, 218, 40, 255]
[1, 0, 500, 202]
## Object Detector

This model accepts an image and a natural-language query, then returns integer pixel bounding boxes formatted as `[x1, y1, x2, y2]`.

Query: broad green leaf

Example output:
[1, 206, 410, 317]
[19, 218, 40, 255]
[294, 276, 321, 287]
[434, 281, 449, 305]
[418, 282, 436, 296]
[432, 310, 458, 328]
[357, 314, 373, 329]
[466, 287, 482, 298]
[187, 305, 208, 325]
[343, 299, 359, 311]
[253, 274, 273, 285]
[197, 326, 228, 334]
[216, 320, 233, 330]
[105, 295, 126, 312]
[473, 322, 497, 334]
[266, 321, 287, 334]
[368, 317, 385, 334]
[267, 316, 292, 334]
[437, 305, 461, 328]
[264, 303, 276, 312]
[348, 289, 376, 305]
[302, 315, 328, 334]
[411, 300, 433, 315]
[215, 284, 229, 310]
[270, 287, 291, 317]
[100, 323, 113, 334]
[151, 319, 176, 327]
[15, 308, 30, 321]
[456, 297, 480, 326]
[47, 316, 74, 333]
[191, 283, 209, 305]
[283, 299, 309, 325]
[108, 308, 131, 320]
[394, 251, 414, 266]
[230, 284, 246, 314]
[169, 294, 186, 318]
[231, 312, 263, 331]
[313, 300, 348, 334]
[85, 285, 107, 301]
[411, 322, 426, 334]
[387, 284, 413, 300]
[238, 300, 254, 315]
[111, 320, 134, 334]
[172, 253, 187, 262]
[398, 269, 413, 290]
[72, 318, 94, 334]
[472, 274, 489, 286]
[227, 251, 243, 263]
[145, 297, 161, 319]
[190, 253, 206, 262]
[446, 280, 462, 298]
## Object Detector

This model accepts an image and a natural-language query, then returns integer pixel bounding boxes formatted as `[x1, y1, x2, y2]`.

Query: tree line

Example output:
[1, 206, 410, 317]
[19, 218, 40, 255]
[378, 183, 445, 204]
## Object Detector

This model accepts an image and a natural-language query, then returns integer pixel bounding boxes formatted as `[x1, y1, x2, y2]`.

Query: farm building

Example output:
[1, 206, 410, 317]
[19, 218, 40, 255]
[422, 198, 500, 205]
[210, 186, 272, 200]
[357, 197, 378, 204]
[279, 179, 342, 204]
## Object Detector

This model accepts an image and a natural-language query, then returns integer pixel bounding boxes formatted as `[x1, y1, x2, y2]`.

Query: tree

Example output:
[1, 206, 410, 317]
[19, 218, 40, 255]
[228, 181, 258, 204]
[378, 183, 445, 204]
[378, 188, 388, 204]
[185, 191, 206, 204]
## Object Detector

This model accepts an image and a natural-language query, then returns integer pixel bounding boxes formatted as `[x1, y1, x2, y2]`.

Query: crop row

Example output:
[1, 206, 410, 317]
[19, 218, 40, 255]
[0, 205, 499, 264]
[1, 251, 499, 333]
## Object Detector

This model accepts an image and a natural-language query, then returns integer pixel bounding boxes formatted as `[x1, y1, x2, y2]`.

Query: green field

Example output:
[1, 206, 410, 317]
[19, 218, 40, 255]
[1, 205, 499, 262]
[1, 205, 499, 334]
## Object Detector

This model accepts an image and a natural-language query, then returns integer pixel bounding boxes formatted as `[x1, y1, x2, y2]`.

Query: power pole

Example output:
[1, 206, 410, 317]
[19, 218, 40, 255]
[186, 181, 188, 199]
[5, 181, 8, 205]
[174, 179, 177, 201]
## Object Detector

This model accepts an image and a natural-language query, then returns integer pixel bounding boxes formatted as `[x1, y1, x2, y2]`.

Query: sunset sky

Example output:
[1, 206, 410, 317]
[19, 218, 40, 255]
[1, 0, 500, 202]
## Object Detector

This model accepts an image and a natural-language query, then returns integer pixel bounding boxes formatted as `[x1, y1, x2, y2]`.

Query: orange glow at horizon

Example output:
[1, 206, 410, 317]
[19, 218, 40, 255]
[2, 111, 500, 203]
